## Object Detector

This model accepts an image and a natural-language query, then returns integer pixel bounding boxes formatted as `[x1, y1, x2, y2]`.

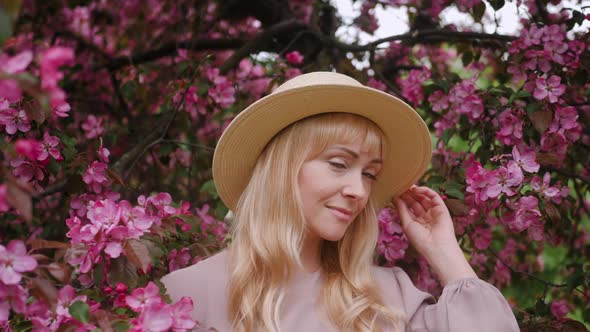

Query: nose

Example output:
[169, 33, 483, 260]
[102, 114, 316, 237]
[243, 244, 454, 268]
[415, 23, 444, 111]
[341, 172, 369, 200]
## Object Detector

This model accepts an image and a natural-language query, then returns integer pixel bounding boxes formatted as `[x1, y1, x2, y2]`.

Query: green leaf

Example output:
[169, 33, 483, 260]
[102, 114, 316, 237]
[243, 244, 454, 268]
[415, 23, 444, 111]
[69, 300, 90, 323]
[0, 8, 13, 48]
[489, 0, 505, 11]
[462, 51, 473, 66]
[473, 2, 486, 22]
[200, 179, 219, 199]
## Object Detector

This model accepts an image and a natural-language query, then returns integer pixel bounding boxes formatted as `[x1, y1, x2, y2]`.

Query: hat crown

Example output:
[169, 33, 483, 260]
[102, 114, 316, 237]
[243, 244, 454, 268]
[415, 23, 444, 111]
[274, 71, 363, 94]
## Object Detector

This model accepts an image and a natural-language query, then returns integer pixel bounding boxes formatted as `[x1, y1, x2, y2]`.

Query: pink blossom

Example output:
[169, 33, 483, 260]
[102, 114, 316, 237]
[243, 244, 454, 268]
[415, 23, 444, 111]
[377, 208, 409, 263]
[285, 51, 304, 65]
[0, 103, 31, 135]
[503, 196, 541, 232]
[0, 51, 32, 103]
[36, 132, 62, 161]
[86, 199, 122, 234]
[0, 51, 33, 74]
[428, 90, 449, 113]
[51, 97, 71, 118]
[11, 158, 45, 182]
[168, 248, 192, 272]
[540, 131, 568, 163]
[81, 115, 105, 139]
[531, 172, 560, 199]
[414, 258, 439, 294]
[465, 160, 494, 202]
[98, 139, 110, 163]
[399, 68, 431, 106]
[354, 1, 378, 33]
[15, 139, 42, 160]
[40, 47, 74, 119]
[0, 283, 28, 321]
[126, 282, 162, 312]
[0, 240, 38, 285]
[486, 162, 524, 199]
[472, 226, 492, 250]
[285, 68, 302, 80]
[367, 78, 386, 91]
[40, 47, 75, 91]
[533, 75, 565, 103]
[120, 201, 155, 238]
[169, 297, 197, 330]
[511, 146, 539, 174]
[550, 300, 571, 321]
[130, 302, 173, 332]
[83, 161, 109, 193]
[208, 81, 235, 108]
[196, 204, 217, 232]
[56, 285, 88, 319]
[0, 185, 9, 212]
[495, 108, 524, 145]
[550, 106, 582, 142]
[449, 80, 484, 121]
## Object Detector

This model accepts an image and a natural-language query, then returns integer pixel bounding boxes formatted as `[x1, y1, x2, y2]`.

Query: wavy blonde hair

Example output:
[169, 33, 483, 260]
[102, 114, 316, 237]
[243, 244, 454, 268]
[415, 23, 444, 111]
[227, 113, 405, 332]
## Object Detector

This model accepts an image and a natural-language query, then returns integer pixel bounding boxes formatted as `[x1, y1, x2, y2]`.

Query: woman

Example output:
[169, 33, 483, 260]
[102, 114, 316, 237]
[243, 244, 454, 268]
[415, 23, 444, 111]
[162, 72, 519, 331]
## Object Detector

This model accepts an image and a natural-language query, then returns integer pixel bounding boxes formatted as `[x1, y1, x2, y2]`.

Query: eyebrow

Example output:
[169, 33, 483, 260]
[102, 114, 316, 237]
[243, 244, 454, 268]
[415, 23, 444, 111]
[331, 146, 383, 164]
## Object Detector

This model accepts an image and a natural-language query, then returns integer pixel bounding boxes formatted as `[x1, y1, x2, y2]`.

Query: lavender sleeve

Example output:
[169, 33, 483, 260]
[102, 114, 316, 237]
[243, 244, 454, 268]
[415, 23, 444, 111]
[388, 267, 520, 332]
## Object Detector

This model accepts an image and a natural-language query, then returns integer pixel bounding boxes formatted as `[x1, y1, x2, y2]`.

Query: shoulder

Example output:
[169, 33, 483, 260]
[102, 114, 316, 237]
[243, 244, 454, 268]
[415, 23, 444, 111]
[161, 249, 230, 303]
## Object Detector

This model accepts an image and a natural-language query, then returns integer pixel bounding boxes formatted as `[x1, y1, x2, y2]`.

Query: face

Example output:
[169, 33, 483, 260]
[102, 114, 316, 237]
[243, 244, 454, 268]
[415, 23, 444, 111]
[297, 141, 382, 242]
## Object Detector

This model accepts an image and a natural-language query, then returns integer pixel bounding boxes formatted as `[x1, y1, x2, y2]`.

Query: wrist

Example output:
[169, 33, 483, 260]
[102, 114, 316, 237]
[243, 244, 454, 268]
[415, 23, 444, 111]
[423, 245, 478, 286]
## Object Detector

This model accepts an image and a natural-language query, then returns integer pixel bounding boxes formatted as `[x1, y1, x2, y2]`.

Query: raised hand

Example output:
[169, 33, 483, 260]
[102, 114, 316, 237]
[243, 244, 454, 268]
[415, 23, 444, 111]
[393, 185, 477, 285]
[393, 185, 458, 255]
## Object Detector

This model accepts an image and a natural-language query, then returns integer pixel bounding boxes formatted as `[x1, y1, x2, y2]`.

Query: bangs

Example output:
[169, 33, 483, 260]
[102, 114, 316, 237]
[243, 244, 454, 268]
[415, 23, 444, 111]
[295, 113, 384, 160]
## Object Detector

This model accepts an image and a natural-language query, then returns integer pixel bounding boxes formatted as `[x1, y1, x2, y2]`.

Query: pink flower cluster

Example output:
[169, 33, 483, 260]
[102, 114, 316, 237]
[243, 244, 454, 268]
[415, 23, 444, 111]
[376, 208, 409, 264]
[40, 47, 75, 118]
[196, 204, 228, 242]
[398, 68, 431, 106]
[126, 282, 196, 331]
[430, 79, 485, 136]
[539, 106, 582, 165]
[66, 195, 170, 273]
[285, 51, 304, 66]
[354, 1, 379, 34]
[206, 68, 236, 108]
[0, 50, 33, 103]
[0, 240, 38, 325]
[466, 147, 539, 203]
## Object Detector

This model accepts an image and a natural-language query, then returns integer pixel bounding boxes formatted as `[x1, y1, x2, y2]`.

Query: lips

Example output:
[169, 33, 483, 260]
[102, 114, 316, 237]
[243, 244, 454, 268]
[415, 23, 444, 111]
[326, 205, 354, 221]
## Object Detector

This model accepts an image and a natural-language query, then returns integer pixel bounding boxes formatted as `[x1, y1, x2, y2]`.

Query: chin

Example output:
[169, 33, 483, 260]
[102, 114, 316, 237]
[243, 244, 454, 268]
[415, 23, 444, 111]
[320, 232, 347, 242]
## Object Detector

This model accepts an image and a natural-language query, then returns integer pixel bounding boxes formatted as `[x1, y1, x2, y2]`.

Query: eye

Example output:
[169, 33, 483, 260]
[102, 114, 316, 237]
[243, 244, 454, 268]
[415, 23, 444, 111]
[363, 172, 377, 181]
[328, 161, 346, 169]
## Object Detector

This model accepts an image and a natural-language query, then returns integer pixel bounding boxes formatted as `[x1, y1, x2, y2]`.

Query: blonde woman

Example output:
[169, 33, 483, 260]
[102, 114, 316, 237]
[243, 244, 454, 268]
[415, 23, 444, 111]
[162, 72, 519, 332]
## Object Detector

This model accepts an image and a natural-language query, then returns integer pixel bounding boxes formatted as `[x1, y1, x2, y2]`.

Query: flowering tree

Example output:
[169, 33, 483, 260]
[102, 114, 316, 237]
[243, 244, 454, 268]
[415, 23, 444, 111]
[1, 0, 589, 330]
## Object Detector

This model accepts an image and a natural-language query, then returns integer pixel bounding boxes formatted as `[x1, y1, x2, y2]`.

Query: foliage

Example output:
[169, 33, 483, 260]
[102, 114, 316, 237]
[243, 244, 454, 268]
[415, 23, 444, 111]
[0, 0, 589, 330]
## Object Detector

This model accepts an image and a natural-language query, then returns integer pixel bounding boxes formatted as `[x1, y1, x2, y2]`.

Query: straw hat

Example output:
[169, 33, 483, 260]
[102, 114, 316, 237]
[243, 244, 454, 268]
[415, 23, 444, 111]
[213, 71, 432, 211]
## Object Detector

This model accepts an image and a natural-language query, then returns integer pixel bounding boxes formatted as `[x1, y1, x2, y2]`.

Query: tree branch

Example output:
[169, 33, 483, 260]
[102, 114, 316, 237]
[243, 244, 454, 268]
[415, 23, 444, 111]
[325, 29, 517, 52]
[101, 38, 245, 71]
[219, 19, 309, 74]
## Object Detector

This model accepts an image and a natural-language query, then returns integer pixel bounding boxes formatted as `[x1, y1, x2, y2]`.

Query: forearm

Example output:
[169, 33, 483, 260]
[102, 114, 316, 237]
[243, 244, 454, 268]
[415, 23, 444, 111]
[423, 245, 478, 286]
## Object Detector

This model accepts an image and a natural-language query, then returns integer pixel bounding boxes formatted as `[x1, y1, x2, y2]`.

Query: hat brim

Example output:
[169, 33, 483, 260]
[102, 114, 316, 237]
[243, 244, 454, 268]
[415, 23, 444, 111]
[213, 84, 432, 211]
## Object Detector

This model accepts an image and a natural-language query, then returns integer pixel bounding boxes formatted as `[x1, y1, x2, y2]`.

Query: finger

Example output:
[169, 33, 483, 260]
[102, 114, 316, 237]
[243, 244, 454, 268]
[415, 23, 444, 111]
[393, 197, 414, 230]
[400, 192, 426, 217]
[411, 186, 445, 205]
[409, 189, 435, 210]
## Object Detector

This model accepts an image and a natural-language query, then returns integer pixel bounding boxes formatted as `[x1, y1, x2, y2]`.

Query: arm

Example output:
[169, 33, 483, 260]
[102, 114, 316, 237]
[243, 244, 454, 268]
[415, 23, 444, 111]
[392, 186, 519, 331]
[393, 185, 476, 285]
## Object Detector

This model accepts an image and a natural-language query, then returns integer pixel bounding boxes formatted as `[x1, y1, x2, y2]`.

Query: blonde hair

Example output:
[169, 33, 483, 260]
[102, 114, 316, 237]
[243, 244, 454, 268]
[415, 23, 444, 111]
[227, 113, 405, 332]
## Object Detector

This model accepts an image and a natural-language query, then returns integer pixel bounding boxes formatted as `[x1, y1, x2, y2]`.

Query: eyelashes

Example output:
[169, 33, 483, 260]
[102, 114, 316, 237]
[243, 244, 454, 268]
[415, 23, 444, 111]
[328, 161, 377, 181]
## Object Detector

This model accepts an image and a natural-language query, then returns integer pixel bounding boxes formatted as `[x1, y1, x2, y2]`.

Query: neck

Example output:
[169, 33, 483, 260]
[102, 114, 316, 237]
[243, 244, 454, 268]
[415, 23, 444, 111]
[300, 231, 323, 273]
